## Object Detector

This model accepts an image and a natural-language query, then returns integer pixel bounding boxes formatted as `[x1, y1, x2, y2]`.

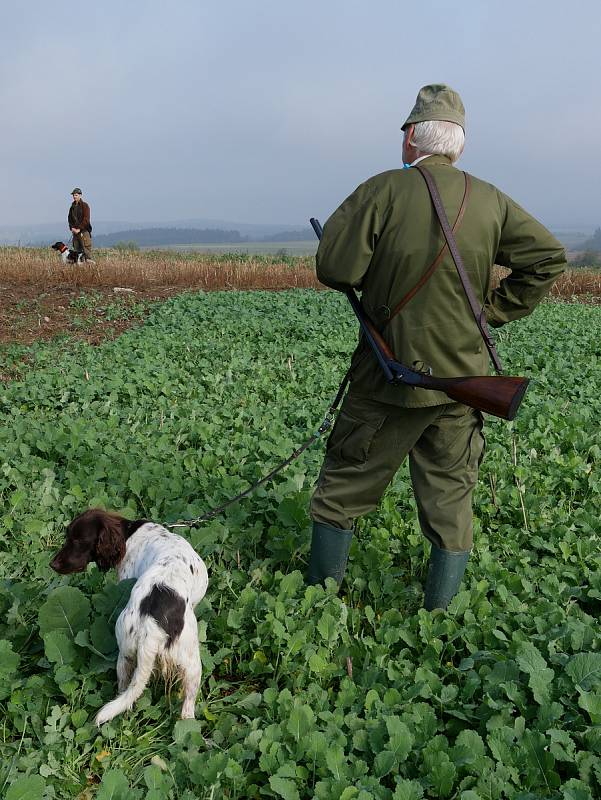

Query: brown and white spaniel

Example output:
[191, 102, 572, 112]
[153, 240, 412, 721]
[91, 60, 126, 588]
[51, 241, 88, 263]
[50, 509, 208, 726]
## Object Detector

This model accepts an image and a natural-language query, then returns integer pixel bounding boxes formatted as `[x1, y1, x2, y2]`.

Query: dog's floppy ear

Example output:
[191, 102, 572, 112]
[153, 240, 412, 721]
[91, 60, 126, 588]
[94, 510, 127, 571]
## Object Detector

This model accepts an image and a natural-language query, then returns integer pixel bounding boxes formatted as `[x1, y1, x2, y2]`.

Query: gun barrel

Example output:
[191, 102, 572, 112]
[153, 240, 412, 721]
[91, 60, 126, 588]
[310, 218, 323, 239]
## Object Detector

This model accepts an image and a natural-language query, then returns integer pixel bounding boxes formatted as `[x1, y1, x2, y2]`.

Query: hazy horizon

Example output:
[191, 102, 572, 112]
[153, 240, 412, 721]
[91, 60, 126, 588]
[2, 1, 600, 230]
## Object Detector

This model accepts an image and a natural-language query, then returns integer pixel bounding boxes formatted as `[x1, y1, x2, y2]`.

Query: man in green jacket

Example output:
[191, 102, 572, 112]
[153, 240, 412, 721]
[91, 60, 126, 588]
[308, 84, 566, 609]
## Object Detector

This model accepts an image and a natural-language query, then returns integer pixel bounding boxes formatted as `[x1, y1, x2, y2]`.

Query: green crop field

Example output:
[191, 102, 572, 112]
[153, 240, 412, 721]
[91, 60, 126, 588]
[0, 290, 600, 799]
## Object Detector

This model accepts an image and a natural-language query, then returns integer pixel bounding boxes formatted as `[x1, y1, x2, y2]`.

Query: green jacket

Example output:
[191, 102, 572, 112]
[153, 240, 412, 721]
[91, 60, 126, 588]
[316, 155, 566, 406]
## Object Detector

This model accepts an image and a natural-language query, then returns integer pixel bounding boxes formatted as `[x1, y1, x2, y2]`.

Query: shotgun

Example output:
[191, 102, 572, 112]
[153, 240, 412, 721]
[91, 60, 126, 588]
[310, 217, 529, 421]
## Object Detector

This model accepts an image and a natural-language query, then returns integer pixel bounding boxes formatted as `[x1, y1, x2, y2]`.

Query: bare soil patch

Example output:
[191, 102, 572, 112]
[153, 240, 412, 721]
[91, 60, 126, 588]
[0, 285, 184, 346]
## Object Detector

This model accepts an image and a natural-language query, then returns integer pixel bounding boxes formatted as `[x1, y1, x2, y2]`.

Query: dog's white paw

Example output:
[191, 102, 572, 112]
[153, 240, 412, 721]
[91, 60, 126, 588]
[95, 702, 119, 727]
[180, 704, 196, 720]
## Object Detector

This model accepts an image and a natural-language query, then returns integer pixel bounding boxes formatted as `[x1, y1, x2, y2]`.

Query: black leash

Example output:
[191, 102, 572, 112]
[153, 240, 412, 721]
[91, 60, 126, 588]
[164, 375, 349, 530]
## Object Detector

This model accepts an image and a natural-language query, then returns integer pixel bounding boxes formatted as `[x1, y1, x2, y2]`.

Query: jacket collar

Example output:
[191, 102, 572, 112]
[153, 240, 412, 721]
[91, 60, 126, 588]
[415, 154, 454, 167]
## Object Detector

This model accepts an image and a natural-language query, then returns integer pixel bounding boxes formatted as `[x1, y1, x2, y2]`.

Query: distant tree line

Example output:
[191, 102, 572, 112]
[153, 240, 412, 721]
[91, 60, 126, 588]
[571, 251, 601, 267]
[582, 227, 601, 252]
[93, 228, 251, 247]
[91, 226, 316, 248]
[570, 226, 601, 267]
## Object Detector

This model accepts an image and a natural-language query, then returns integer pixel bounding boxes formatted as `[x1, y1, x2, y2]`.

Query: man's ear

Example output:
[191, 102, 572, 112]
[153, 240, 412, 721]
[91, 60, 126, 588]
[402, 124, 417, 163]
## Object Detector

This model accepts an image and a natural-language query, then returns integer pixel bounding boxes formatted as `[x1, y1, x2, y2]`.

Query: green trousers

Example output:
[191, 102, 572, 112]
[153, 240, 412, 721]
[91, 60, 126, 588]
[310, 391, 485, 552]
[72, 231, 93, 260]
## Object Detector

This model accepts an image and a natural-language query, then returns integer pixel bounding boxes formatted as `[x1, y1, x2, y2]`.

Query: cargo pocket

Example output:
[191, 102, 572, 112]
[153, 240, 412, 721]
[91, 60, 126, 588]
[327, 408, 385, 466]
[467, 411, 486, 477]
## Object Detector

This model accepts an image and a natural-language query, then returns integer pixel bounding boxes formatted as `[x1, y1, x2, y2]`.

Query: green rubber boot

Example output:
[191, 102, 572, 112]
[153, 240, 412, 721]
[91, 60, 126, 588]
[307, 521, 353, 586]
[423, 544, 470, 611]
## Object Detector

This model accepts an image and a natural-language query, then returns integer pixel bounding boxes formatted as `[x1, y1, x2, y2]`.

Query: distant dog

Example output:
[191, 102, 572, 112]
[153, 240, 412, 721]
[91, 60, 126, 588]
[51, 241, 92, 264]
[50, 509, 208, 725]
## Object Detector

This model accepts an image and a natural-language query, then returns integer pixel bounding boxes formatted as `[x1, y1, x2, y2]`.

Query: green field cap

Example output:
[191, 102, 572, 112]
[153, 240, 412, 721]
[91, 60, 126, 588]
[402, 84, 465, 131]
[71, 187, 82, 195]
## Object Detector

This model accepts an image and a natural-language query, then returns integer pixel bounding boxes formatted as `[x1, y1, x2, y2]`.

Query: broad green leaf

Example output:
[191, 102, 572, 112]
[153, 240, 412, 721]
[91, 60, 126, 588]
[227, 607, 243, 629]
[90, 616, 117, 654]
[43, 631, 79, 665]
[0, 639, 20, 677]
[393, 780, 424, 800]
[269, 776, 300, 800]
[515, 642, 554, 705]
[325, 745, 347, 781]
[566, 653, 601, 691]
[453, 729, 486, 769]
[317, 611, 338, 644]
[38, 586, 91, 637]
[236, 691, 262, 710]
[522, 730, 560, 791]
[560, 778, 594, 800]
[278, 570, 304, 596]
[173, 718, 205, 745]
[578, 691, 601, 721]
[305, 730, 328, 760]
[309, 653, 328, 673]
[287, 703, 315, 742]
[71, 709, 88, 728]
[386, 715, 413, 762]
[374, 749, 396, 778]
[547, 729, 576, 762]
[6, 775, 45, 800]
[0, 639, 20, 699]
[144, 764, 171, 791]
[92, 578, 135, 620]
[96, 769, 130, 800]
[430, 756, 456, 798]
[73, 628, 111, 660]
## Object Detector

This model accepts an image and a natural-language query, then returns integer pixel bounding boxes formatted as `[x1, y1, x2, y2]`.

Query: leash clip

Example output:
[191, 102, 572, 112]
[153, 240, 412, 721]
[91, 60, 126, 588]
[317, 409, 336, 436]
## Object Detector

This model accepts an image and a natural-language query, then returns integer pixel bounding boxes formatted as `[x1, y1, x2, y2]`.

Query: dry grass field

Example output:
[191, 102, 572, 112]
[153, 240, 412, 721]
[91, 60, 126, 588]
[2, 246, 600, 295]
[0, 246, 598, 348]
[0, 247, 319, 290]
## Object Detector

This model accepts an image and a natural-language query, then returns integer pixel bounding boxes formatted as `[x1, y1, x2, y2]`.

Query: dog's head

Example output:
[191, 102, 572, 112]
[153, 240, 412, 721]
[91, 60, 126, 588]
[50, 509, 127, 574]
[51, 242, 66, 252]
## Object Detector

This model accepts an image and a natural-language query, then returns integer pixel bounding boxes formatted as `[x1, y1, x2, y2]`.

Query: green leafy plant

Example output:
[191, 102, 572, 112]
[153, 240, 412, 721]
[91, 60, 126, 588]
[0, 292, 599, 798]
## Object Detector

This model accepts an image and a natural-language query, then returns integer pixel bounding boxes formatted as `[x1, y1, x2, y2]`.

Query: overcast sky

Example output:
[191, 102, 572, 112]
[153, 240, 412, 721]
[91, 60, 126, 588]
[2, 0, 600, 229]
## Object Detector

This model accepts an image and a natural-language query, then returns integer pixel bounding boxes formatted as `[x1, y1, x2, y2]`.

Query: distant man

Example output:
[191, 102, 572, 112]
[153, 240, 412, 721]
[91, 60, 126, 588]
[68, 188, 93, 261]
[308, 84, 566, 609]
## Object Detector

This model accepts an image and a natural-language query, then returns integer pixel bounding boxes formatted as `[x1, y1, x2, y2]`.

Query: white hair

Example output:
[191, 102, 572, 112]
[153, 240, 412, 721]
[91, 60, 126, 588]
[409, 120, 465, 163]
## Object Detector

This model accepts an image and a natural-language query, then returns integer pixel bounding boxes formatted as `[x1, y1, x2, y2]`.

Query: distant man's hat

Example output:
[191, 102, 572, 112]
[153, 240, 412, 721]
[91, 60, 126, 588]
[401, 84, 465, 131]
[71, 187, 82, 195]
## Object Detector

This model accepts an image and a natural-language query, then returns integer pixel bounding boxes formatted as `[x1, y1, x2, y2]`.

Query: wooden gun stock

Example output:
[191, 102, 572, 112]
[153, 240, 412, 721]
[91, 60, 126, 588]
[416, 374, 529, 421]
[361, 309, 529, 420]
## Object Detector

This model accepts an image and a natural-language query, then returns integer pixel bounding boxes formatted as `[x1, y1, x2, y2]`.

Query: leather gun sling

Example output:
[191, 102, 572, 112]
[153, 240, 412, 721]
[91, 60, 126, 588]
[384, 171, 471, 324]
[415, 165, 503, 374]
